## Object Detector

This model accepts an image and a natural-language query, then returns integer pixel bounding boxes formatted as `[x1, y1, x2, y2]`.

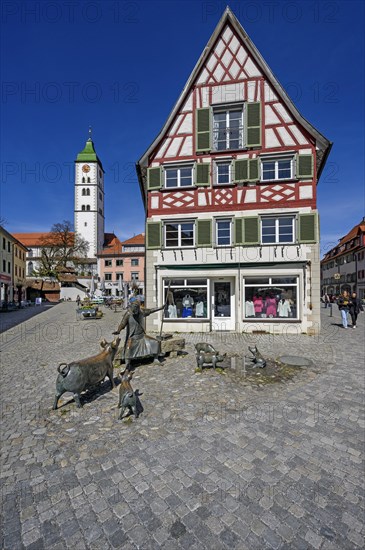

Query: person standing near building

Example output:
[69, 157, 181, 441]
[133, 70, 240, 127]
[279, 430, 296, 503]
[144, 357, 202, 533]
[337, 290, 350, 328]
[348, 291, 363, 329]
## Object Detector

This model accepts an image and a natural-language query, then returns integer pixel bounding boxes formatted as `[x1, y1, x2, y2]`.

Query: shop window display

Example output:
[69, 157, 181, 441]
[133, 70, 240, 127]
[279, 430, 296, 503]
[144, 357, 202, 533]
[243, 276, 298, 320]
[163, 279, 208, 319]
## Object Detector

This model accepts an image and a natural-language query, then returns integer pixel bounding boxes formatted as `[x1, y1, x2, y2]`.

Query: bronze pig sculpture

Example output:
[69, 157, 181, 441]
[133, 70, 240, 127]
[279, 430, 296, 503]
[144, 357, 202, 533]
[195, 343, 226, 370]
[53, 337, 120, 409]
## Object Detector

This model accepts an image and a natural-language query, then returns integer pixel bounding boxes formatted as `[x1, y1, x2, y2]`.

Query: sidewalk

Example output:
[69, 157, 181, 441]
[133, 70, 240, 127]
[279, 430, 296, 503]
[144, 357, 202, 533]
[0, 302, 364, 549]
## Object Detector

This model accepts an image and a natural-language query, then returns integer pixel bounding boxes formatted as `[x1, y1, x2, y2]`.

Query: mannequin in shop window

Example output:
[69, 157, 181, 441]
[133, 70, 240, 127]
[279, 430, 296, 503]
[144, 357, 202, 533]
[245, 299, 255, 317]
[277, 298, 291, 317]
[182, 294, 194, 318]
[253, 295, 264, 317]
[195, 298, 204, 318]
[166, 288, 177, 319]
[265, 294, 277, 318]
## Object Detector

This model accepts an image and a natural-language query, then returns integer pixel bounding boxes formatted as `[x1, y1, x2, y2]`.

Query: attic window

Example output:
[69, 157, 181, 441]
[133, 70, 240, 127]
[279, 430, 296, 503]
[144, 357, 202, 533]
[213, 105, 243, 151]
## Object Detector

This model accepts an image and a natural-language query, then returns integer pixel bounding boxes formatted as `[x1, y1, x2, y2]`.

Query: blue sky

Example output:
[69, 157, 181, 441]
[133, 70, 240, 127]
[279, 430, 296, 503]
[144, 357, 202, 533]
[1, 0, 364, 255]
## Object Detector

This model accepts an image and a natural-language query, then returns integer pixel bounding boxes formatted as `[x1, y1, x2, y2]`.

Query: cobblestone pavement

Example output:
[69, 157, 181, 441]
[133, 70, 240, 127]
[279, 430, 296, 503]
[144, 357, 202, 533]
[0, 303, 364, 549]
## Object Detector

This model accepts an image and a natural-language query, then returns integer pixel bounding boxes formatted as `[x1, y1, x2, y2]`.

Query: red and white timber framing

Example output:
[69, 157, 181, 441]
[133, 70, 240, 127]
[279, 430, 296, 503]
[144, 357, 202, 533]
[147, 22, 317, 218]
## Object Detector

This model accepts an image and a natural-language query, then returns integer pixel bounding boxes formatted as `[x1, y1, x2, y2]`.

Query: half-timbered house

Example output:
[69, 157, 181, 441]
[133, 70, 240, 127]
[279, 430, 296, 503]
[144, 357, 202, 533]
[137, 7, 332, 334]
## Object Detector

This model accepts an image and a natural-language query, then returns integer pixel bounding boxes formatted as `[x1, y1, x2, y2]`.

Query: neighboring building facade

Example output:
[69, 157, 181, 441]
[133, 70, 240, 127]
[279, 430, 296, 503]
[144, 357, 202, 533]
[12, 238, 27, 303]
[0, 226, 28, 304]
[97, 233, 145, 295]
[12, 232, 51, 275]
[0, 226, 13, 303]
[321, 218, 365, 299]
[137, 8, 331, 334]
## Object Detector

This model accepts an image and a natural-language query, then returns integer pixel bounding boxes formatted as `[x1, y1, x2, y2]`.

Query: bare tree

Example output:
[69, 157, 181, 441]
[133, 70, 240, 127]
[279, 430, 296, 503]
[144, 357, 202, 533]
[35, 221, 89, 277]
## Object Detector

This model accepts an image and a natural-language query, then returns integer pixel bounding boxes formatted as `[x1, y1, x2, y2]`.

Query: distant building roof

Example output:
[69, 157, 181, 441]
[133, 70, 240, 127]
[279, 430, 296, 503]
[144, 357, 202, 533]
[121, 233, 145, 246]
[98, 233, 145, 257]
[98, 233, 123, 256]
[322, 218, 365, 262]
[12, 232, 73, 247]
[26, 278, 60, 291]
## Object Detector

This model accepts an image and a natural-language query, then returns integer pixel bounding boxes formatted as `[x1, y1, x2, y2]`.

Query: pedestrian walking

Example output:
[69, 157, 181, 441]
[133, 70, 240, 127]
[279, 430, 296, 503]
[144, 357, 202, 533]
[337, 290, 350, 328]
[323, 293, 330, 308]
[348, 291, 363, 329]
[76, 294, 81, 307]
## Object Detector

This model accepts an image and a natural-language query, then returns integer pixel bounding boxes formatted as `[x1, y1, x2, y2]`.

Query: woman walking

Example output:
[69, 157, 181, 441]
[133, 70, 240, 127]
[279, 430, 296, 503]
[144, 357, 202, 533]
[337, 290, 350, 329]
[348, 291, 363, 329]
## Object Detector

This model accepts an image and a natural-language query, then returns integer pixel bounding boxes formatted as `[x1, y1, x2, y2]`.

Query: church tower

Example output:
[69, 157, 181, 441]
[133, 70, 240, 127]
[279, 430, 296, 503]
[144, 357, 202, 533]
[74, 132, 105, 258]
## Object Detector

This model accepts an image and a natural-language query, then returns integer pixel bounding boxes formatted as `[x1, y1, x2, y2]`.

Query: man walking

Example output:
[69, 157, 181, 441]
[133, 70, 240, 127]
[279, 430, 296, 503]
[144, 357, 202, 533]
[348, 291, 363, 329]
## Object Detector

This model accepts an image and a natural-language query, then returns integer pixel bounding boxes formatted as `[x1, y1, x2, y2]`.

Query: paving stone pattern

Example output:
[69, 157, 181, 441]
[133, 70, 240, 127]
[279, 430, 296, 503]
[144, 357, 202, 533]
[0, 303, 364, 549]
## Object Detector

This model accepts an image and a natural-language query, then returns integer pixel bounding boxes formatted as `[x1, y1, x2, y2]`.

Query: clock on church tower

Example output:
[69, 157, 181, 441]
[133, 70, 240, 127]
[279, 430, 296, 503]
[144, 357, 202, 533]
[74, 134, 105, 259]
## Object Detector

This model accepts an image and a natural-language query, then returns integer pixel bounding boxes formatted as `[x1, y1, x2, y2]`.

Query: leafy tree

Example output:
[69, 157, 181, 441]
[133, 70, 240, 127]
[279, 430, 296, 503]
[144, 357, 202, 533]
[35, 221, 89, 277]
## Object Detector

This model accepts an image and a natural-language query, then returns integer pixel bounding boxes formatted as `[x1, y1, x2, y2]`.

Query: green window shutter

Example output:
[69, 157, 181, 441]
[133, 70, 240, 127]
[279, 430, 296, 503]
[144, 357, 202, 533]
[234, 218, 244, 245]
[195, 163, 210, 186]
[196, 219, 212, 247]
[296, 154, 313, 179]
[146, 222, 161, 249]
[233, 160, 248, 183]
[246, 102, 261, 147]
[243, 217, 259, 245]
[196, 108, 211, 153]
[298, 213, 317, 243]
[248, 159, 259, 181]
[147, 167, 162, 190]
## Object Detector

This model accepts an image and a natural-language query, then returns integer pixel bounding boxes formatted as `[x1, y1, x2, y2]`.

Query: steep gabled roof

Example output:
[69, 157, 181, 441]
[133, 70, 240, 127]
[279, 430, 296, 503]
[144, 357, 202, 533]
[136, 6, 332, 204]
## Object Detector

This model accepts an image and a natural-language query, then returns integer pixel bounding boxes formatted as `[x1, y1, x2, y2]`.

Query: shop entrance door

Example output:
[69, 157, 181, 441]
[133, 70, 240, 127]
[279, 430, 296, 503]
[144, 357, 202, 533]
[212, 279, 235, 331]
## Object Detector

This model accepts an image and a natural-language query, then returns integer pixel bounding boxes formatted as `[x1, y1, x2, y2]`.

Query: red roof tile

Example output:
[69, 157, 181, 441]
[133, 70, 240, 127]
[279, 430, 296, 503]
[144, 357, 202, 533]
[121, 233, 145, 246]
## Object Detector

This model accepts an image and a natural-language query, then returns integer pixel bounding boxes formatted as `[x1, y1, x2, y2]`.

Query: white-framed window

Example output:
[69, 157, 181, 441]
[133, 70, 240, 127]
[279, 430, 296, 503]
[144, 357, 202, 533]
[164, 165, 193, 188]
[104, 260, 112, 267]
[164, 221, 194, 248]
[261, 216, 295, 244]
[261, 157, 293, 181]
[131, 258, 139, 266]
[116, 273, 123, 280]
[213, 105, 244, 151]
[116, 259, 123, 266]
[243, 275, 299, 320]
[131, 272, 139, 281]
[215, 218, 232, 246]
[105, 273, 112, 281]
[214, 161, 232, 185]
